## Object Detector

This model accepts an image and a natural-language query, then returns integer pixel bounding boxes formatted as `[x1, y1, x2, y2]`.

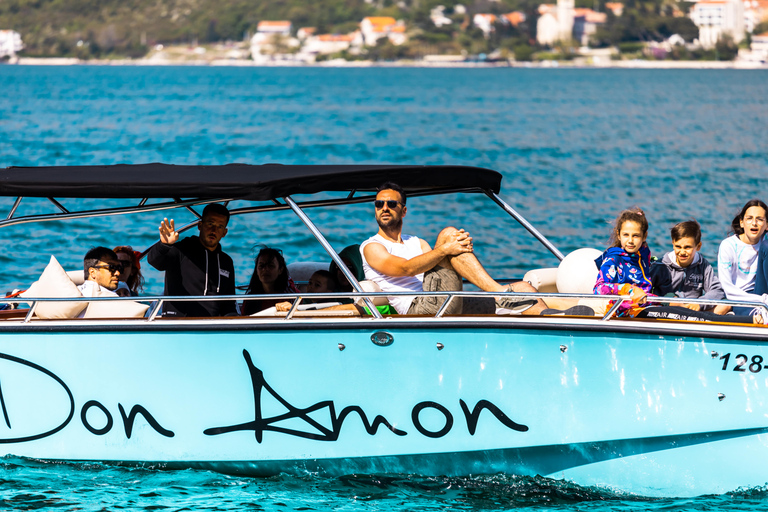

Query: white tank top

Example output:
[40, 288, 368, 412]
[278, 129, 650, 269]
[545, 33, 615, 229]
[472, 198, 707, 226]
[360, 233, 424, 314]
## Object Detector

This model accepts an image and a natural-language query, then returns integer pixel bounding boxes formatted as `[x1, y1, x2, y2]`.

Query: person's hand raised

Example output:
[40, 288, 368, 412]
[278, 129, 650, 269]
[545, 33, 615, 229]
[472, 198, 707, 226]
[159, 218, 179, 245]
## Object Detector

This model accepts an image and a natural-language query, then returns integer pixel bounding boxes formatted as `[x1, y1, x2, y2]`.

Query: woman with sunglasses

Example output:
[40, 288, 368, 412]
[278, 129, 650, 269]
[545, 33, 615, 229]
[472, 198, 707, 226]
[242, 246, 300, 315]
[113, 246, 145, 297]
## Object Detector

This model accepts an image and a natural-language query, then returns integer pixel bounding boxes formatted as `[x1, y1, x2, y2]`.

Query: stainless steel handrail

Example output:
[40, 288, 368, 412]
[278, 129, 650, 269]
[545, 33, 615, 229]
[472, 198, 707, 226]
[5, 291, 766, 323]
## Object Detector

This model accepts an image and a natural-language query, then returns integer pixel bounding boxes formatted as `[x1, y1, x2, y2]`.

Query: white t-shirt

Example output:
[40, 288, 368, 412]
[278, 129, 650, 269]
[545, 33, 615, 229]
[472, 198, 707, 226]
[717, 234, 768, 305]
[360, 233, 424, 314]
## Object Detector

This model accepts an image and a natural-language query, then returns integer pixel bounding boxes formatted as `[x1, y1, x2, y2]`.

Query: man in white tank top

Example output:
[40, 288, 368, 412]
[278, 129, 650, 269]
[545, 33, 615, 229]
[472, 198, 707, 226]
[360, 182, 548, 316]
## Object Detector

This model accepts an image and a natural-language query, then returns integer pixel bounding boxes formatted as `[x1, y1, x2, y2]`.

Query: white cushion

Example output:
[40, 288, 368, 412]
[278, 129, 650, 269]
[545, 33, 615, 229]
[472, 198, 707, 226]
[523, 267, 558, 293]
[20, 256, 87, 319]
[83, 284, 149, 319]
[354, 280, 390, 306]
[556, 248, 602, 294]
[66, 270, 85, 286]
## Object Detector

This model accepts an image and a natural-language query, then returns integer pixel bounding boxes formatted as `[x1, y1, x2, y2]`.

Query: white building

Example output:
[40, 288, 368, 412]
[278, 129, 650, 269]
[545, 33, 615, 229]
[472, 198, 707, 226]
[501, 12, 527, 27]
[473, 14, 497, 37]
[297, 27, 316, 41]
[537, 5, 559, 45]
[752, 30, 768, 51]
[743, 0, 768, 33]
[690, 0, 745, 48]
[430, 5, 453, 27]
[360, 17, 407, 46]
[250, 21, 299, 62]
[300, 32, 363, 59]
[0, 30, 23, 58]
[537, 0, 575, 46]
[558, 0, 576, 41]
[605, 2, 624, 16]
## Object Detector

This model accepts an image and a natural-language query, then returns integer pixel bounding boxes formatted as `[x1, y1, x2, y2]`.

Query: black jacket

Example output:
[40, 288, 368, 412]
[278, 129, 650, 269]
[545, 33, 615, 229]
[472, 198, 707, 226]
[147, 236, 237, 317]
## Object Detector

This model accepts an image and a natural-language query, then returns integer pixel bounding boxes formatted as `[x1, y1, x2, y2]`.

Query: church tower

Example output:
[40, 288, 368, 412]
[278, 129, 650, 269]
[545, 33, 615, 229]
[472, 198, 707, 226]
[557, 0, 575, 42]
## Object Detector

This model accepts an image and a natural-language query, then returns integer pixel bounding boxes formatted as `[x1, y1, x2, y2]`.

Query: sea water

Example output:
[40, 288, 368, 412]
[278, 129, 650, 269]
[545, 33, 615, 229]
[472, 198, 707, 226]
[0, 66, 767, 509]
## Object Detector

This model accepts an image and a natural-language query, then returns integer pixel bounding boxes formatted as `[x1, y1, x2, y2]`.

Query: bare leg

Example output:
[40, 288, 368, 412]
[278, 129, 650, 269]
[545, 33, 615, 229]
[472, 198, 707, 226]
[435, 227, 547, 315]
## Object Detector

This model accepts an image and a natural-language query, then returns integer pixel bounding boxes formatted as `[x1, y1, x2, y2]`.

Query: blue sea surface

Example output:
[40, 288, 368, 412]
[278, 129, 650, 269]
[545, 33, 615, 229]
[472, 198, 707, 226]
[1, 65, 768, 509]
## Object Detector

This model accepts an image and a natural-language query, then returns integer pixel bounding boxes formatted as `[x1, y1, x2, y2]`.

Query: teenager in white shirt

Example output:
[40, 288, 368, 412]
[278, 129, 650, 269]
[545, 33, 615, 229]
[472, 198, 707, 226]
[718, 199, 768, 316]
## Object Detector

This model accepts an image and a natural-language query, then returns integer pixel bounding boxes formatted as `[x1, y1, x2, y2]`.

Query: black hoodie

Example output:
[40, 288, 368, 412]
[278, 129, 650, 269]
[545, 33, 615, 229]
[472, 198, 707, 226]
[147, 236, 236, 317]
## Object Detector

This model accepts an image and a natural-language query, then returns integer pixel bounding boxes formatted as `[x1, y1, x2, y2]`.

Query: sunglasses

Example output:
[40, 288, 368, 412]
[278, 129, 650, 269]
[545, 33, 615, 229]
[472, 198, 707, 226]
[92, 263, 123, 274]
[374, 200, 404, 210]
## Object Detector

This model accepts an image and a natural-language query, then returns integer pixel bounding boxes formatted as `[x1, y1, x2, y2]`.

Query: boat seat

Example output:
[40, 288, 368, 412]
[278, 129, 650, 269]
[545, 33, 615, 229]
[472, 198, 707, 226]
[523, 248, 607, 315]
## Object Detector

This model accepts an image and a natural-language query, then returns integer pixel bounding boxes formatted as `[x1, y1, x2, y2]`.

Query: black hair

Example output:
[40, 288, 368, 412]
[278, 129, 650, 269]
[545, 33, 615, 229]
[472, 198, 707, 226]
[310, 270, 339, 292]
[670, 220, 701, 245]
[246, 246, 289, 295]
[202, 203, 230, 223]
[83, 246, 118, 279]
[377, 182, 406, 204]
[731, 199, 768, 236]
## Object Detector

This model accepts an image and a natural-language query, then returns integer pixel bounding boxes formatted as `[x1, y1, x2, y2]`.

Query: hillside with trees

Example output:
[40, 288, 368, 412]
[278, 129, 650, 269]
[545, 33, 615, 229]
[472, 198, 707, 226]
[0, 0, 717, 60]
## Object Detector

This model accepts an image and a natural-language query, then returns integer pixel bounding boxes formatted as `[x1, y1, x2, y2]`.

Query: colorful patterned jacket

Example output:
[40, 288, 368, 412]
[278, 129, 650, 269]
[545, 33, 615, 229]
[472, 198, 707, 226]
[593, 244, 653, 316]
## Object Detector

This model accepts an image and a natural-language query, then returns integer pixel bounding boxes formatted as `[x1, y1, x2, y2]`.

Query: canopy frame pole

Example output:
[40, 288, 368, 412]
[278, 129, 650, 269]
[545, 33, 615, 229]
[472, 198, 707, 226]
[47, 197, 70, 214]
[0, 197, 233, 230]
[6, 197, 22, 220]
[284, 195, 382, 319]
[485, 191, 565, 261]
[175, 198, 201, 219]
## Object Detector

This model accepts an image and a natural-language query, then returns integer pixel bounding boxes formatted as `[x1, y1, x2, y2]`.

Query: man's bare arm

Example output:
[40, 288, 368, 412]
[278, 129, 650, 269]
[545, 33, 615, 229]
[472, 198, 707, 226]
[364, 230, 473, 277]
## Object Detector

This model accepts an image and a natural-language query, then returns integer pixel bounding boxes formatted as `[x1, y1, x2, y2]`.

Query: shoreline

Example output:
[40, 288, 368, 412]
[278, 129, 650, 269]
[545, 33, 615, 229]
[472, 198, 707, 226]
[7, 56, 768, 69]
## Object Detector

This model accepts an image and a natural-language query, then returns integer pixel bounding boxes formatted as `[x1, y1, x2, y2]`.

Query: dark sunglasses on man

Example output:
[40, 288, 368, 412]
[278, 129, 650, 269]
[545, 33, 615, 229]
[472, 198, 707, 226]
[91, 263, 123, 274]
[374, 200, 404, 210]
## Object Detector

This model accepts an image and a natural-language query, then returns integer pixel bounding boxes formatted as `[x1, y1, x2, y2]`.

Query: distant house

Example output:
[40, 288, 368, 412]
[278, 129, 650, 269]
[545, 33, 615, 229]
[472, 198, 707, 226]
[473, 14, 497, 37]
[605, 2, 624, 16]
[360, 17, 407, 45]
[752, 30, 768, 52]
[250, 21, 298, 62]
[744, 0, 768, 33]
[297, 27, 316, 41]
[302, 32, 361, 57]
[536, 0, 575, 45]
[256, 21, 292, 37]
[536, 5, 559, 45]
[689, 0, 744, 48]
[430, 5, 453, 27]
[573, 8, 607, 45]
[501, 12, 527, 27]
[0, 30, 23, 58]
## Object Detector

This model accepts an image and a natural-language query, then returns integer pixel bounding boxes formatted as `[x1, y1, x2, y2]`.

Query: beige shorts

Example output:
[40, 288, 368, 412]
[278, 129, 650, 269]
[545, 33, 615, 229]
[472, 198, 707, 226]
[406, 267, 496, 316]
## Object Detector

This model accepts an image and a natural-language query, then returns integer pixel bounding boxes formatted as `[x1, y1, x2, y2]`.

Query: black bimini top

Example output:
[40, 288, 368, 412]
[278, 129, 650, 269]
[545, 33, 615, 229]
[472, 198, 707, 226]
[0, 164, 502, 200]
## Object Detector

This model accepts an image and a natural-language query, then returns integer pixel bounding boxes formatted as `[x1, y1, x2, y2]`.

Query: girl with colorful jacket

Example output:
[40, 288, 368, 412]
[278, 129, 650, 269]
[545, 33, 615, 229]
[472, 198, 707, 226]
[593, 208, 652, 317]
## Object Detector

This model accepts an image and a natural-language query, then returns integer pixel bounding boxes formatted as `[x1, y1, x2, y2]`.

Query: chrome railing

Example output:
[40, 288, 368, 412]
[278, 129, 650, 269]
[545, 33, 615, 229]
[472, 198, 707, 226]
[2, 291, 767, 324]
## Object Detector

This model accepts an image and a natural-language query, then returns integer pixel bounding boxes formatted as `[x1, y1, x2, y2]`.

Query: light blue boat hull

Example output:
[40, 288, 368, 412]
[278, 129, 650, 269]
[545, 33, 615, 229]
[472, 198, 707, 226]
[1, 320, 767, 497]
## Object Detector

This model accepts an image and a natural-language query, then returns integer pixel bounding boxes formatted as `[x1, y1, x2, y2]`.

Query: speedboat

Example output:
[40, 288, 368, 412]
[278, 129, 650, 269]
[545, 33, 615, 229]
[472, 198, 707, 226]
[0, 163, 766, 498]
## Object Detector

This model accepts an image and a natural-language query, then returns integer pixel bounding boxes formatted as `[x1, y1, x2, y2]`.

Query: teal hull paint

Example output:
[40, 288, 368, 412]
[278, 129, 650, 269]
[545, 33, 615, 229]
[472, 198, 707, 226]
[1, 323, 767, 496]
